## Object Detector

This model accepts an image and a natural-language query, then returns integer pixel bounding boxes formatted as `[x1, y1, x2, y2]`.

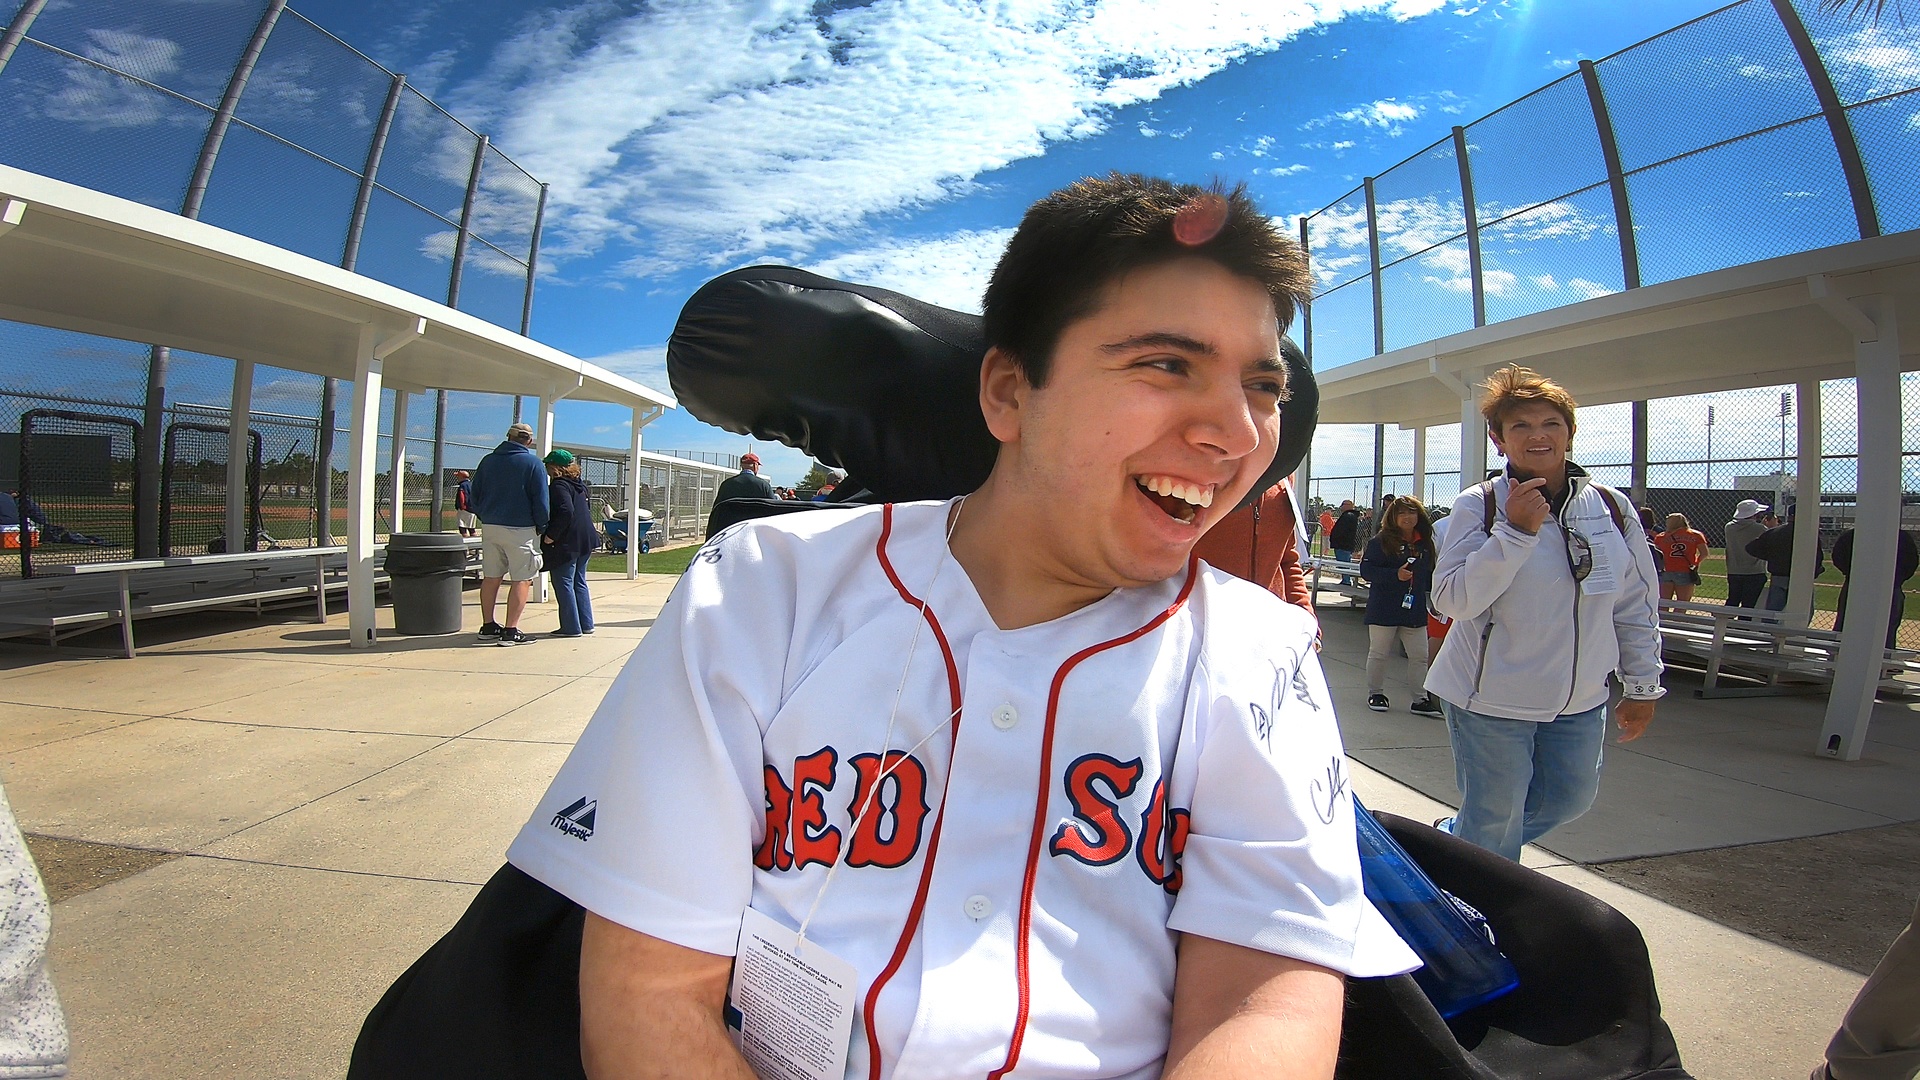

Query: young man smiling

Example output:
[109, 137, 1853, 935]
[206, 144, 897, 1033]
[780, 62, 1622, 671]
[507, 174, 1414, 1080]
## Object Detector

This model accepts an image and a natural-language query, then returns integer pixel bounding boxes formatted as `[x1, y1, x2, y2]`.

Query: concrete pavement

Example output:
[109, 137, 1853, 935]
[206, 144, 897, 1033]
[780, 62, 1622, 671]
[0, 574, 1905, 1078]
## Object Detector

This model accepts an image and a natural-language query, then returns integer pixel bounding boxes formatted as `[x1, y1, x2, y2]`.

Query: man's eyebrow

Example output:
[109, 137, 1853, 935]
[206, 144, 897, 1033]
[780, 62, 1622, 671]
[1248, 355, 1284, 374]
[1099, 332, 1216, 356]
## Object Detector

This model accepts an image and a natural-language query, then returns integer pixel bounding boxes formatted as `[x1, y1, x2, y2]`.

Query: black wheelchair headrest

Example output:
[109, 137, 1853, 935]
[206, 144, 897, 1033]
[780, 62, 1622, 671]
[666, 265, 1317, 509]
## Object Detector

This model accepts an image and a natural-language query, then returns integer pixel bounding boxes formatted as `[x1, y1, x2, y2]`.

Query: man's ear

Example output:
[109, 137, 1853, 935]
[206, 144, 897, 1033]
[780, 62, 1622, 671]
[979, 346, 1029, 444]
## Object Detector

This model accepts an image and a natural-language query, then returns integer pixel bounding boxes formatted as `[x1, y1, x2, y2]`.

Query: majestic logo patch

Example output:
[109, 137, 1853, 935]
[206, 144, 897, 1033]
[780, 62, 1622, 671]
[551, 796, 597, 841]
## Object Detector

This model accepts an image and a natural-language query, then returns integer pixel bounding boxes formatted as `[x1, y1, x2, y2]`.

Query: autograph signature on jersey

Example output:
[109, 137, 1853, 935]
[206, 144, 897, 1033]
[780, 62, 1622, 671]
[1310, 757, 1349, 825]
[1247, 650, 1320, 750]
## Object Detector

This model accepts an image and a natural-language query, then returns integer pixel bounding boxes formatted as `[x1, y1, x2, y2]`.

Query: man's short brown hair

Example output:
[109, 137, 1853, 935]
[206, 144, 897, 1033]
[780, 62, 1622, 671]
[1480, 365, 1577, 438]
[982, 173, 1310, 388]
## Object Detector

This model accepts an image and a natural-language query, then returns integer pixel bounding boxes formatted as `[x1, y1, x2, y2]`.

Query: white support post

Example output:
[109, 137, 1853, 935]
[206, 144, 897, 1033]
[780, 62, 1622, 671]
[663, 462, 675, 543]
[1430, 360, 1485, 485]
[346, 328, 383, 648]
[1411, 426, 1427, 505]
[226, 359, 253, 551]
[1459, 380, 1489, 480]
[347, 319, 423, 649]
[1819, 294, 1899, 761]
[1788, 379, 1823, 624]
[627, 408, 646, 579]
[388, 388, 410, 536]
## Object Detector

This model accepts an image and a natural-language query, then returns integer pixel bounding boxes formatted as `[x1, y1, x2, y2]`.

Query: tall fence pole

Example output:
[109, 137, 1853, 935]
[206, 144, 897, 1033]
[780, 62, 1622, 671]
[137, 0, 288, 558]
[0, 0, 47, 76]
[522, 183, 548, 339]
[1452, 125, 1488, 328]
[434, 134, 489, 532]
[1580, 59, 1641, 292]
[183, 0, 288, 220]
[1297, 216, 1314, 365]
[513, 182, 549, 426]
[1772, 0, 1879, 240]
[1364, 177, 1384, 356]
[322, 71, 405, 547]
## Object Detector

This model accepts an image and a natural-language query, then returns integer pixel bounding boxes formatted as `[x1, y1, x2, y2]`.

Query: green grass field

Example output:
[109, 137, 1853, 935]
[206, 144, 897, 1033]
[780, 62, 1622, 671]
[587, 543, 703, 576]
[1690, 553, 1920, 621]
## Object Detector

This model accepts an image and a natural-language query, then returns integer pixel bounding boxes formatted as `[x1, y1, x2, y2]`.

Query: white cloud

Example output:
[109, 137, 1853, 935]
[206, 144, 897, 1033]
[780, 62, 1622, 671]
[1818, 24, 1920, 101]
[1304, 97, 1424, 134]
[585, 344, 670, 395]
[805, 228, 1014, 315]
[44, 30, 196, 130]
[446, 0, 1464, 279]
[1567, 277, 1613, 300]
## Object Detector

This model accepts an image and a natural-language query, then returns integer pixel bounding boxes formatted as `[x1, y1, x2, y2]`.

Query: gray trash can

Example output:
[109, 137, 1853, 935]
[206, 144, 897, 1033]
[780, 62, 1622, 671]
[386, 532, 468, 635]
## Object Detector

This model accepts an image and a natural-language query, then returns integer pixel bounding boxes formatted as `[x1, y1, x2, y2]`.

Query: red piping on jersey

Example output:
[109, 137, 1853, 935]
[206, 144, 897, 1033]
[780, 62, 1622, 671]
[863, 503, 964, 1080]
[986, 554, 1201, 1080]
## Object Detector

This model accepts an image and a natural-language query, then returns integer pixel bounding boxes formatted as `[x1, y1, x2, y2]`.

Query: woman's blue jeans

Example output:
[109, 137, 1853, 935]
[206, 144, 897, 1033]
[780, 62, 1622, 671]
[547, 555, 594, 635]
[1436, 700, 1607, 861]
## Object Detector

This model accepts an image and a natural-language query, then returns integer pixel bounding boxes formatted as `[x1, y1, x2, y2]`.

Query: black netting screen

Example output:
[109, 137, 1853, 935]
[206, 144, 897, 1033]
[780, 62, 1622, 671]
[15, 409, 141, 576]
[160, 421, 261, 556]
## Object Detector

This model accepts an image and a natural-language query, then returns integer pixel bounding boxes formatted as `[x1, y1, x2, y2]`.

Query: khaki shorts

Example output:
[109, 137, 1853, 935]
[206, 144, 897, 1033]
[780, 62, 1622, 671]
[456, 511, 479, 530]
[480, 524, 543, 581]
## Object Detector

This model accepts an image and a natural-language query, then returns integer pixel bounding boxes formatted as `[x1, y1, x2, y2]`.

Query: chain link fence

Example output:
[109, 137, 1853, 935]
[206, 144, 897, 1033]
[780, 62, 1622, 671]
[1300, 0, 1918, 366]
[1306, 373, 1920, 645]
[0, 0, 580, 575]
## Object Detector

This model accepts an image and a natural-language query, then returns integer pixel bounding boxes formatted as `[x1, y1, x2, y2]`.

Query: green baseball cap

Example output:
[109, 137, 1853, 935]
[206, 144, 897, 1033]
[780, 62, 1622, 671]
[543, 448, 575, 467]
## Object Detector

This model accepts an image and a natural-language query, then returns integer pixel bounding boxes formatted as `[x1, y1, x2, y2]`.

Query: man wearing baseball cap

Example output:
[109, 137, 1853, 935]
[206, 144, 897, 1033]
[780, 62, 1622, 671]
[453, 470, 478, 537]
[708, 451, 775, 537]
[1723, 499, 1771, 609]
[470, 422, 549, 646]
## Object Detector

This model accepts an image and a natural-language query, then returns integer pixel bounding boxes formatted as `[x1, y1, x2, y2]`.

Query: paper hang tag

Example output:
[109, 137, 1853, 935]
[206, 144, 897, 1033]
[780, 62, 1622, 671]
[726, 906, 859, 1080]
[1581, 531, 1619, 596]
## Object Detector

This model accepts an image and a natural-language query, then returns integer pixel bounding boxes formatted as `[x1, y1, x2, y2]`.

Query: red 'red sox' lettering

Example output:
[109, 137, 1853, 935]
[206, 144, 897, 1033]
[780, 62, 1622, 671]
[1136, 776, 1192, 893]
[1049, 754, 1143, 865]
[757, 748, 1186, 890]
[846, 752, 931, 868]
[753, 765, 794, 871]
[790, 747, 842, 870]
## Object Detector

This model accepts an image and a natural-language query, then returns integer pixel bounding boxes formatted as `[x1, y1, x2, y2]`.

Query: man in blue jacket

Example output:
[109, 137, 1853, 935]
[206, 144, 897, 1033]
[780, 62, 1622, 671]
[470, 423, 550, 646]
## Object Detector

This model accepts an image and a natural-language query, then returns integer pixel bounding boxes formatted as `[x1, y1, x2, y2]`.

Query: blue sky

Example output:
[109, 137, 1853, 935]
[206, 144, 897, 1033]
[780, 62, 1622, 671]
[269, 0, 1883, 485]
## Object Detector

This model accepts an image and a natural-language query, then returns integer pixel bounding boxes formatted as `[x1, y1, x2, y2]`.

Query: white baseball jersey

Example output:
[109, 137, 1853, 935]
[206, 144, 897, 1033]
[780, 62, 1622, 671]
[508, 500, 1417, 1080]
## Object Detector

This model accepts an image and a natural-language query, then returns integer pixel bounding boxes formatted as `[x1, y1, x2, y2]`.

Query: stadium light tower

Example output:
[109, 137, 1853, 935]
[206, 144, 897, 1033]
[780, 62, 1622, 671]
[1705, 405, 1716, 488]
[1779, 391, 1793, 507]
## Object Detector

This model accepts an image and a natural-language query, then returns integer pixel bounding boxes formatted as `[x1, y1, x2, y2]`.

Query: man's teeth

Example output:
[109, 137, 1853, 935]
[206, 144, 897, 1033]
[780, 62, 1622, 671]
[1138, 476, 1214, 508]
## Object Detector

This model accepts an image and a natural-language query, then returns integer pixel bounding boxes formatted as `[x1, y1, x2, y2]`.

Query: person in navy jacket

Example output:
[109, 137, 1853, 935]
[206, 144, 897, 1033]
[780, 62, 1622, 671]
[1360, 496, 1440, 716]
[539, 449, 599, 638]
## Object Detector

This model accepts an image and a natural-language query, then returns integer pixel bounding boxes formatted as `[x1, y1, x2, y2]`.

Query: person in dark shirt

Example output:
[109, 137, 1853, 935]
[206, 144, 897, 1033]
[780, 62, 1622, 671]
[1746, 502, 1823, 612]
[1328, 500, 1362, 585]
[1831, 526, 1918, 651]
[707, 453, 777, 537]
[539, 450, 599, 638]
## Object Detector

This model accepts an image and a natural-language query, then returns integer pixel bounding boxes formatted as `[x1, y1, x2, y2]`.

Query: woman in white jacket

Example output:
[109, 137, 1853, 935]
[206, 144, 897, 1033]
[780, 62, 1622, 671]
[1425, 366, 1665, 861]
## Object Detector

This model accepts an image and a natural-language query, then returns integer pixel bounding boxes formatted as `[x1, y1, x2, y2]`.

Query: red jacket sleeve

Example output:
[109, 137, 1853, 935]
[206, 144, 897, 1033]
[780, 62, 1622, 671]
[1271, 484, 1314, 615]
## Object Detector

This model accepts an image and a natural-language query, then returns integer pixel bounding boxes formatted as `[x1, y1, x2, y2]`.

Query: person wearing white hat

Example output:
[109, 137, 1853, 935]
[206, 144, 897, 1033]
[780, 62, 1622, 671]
[1723, 499, 1771, 609]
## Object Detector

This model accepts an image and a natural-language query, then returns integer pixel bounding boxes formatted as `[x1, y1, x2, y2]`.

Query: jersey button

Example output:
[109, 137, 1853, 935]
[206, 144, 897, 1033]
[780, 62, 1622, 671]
[964, 894, 993, 920]
[991, 704, 1019, 731]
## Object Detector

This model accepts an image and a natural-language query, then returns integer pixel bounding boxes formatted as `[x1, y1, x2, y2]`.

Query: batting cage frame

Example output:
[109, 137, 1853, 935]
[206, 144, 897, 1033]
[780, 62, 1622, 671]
[160, 422, 263, 557]
[16, 409, 145, 579]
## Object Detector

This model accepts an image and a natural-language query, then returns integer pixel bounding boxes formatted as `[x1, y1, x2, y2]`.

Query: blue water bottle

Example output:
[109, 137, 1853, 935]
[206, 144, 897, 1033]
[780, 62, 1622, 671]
[1353, 797, 1520, 1017]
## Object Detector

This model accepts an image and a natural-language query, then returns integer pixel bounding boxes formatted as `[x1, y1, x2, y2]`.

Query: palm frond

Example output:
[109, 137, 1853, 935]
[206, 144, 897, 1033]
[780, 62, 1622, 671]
[1818, 0, 1908, 25]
